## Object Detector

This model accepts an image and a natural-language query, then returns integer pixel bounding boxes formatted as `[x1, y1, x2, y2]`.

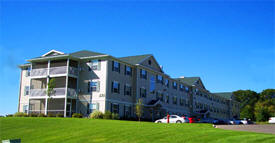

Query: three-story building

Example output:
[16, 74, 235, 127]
[18, 50, 240, 120]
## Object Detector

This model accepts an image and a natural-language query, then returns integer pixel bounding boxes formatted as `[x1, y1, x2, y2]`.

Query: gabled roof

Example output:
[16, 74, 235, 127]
[175, 77, 200, 86]
[213, 92, 233, 100]
[70, 50, 106, 58]
[118, 54, 152, 65]
[42, 50, 64, 57]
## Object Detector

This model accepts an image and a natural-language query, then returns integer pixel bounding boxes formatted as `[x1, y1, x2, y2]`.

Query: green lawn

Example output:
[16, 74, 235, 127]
[0, 118, 274, 143]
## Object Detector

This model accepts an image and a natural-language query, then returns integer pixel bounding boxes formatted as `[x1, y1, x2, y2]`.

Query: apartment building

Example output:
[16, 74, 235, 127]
[18, 50, 240, 120]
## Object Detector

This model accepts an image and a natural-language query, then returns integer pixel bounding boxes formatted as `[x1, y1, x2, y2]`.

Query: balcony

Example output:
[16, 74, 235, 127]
[49, 66, 67, 75]
[30, 68, 47, 77]
[30, 88, 46, 97]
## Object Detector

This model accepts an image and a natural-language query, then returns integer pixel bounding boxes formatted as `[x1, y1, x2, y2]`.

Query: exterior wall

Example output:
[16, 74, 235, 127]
[105, 59, 136, 118]
[77, 59, 108, 116]
[18, 67, 31, 113]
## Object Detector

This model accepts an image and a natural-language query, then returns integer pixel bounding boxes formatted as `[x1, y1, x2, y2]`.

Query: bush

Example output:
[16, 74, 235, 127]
[6, 114, 13, 117]
[72, 113, 83, 118]
[38, 113, 46, 117]
[29, 113, 38, 117]
[112, 113, 119, 120]
[47, 113, 56, 117]
[89, 110, 103, 119]
[13, 112, 28, 117]
[103, 111, 112, 119]
[56, 113, 64, 118]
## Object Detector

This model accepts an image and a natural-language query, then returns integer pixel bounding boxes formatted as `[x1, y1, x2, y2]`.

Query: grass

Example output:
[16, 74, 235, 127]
[0, 118, 275, 143]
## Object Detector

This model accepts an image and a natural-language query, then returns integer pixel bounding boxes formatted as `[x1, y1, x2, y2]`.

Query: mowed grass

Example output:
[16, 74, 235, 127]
[0, 118, 275, 143]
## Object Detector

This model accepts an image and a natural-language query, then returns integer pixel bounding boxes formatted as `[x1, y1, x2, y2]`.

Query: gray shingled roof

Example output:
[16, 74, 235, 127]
[213, 92, 233, 100]
[118, 54, 152, 65]
[70, 50, 106, 58]
[175, 77, 200, 86]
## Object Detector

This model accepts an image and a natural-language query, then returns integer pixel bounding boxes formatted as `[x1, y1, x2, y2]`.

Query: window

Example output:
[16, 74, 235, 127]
[164, 79, 169, 87]
[124, 106, 131, 118]
[180, 84, 184, 91]
[25, 67, 30, 77]
[90, 81, 100, 92]
[173, 96, 177, 104]
[140, 69, 147, 79]
[112, 61, 120, 73]
[23, 105, 28, 113]
[156, 75, 163, 84]
[112, 81, 120, 93]
[173, 82, 177, 89]
[89, 103, 99, 113]
[165, 95, 169, 103]
[112, 104, 119, 114]
[140, 88, 147, 98]
[148, 60, 151, 65]
[90, 60, 100, 70]
[156, 91, 163, 101]
[125, 66, 132, 76]
[24, 86, 30, 96]
[185, 87, 189, 92]
[124, 84, 132, 96]
[150, 76, 155, 93]
[180, 98, 184, 106]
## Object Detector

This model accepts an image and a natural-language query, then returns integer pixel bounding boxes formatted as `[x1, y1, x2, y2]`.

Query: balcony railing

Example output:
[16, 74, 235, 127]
[30, 68, 47, 77]
[49, 66, 67, 75]
[30, 88, 77, 97]
[30, 89, 46, 97]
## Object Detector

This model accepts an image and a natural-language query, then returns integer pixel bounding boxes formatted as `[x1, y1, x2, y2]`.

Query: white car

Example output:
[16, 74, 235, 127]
[155, 115, 187, 123]
[229, 119, 248, 125]
[268, 117, 275, 124]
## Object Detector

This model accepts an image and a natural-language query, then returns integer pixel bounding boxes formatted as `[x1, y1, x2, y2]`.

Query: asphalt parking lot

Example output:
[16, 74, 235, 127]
[216, 124, 275, 134]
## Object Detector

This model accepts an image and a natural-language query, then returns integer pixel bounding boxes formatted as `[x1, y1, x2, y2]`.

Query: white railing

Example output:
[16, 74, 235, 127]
[69, 67, 78, 76]
[67, 88, 77, 98]
[30, 68, 47, 77]
[53, 88, 66, 96]
[49, 66, 67, 75]
[30, 89, 46, 97]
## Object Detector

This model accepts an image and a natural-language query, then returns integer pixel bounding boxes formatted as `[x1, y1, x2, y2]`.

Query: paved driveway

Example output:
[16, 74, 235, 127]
[216, 124, 275, 134]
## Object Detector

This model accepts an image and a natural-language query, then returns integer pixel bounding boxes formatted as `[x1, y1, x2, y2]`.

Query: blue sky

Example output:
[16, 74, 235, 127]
[0, 0, 274, 115]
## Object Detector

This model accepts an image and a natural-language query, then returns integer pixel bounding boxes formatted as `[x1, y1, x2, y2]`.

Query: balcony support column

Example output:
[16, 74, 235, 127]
[45, 60, 50, 115]
[64, 58, 69, 117]
[75, 62, 80, 113]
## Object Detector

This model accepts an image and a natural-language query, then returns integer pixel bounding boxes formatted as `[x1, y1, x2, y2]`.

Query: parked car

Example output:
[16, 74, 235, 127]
[155, 115, 187, 123]
[268, 117, 275, 124]
[228, 119, 249, 125]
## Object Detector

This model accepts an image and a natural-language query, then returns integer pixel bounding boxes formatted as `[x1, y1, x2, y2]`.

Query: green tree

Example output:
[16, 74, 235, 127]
[46, 78, 56, 99]
[135, 99, 143, 121]
[260, 89, 275, 101]
[240, 105, 254, 120]
[254, 101, 270, 122]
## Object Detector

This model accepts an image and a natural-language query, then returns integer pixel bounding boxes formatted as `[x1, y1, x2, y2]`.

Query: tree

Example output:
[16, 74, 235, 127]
[260, 89, 275, 101]
[240, 105, 254, 120]
[254, 101, 270, 122]
[135, 99, 143, 121]
[46, 78, 56, 99]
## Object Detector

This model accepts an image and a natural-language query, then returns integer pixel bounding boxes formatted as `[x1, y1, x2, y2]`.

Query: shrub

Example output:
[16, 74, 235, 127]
[89, 110, 103, 119]
[38, 113, 46, 117]
[29, 113, 38, 117]
[56, 113, 64, 118]
[112, 113, 119, 120]
[47, 113, 56, 117]
[103, 111, 112, 119]
[6, 114, 13, 117]
[72, 113, 83, 118]
[13, 112, 28, 117]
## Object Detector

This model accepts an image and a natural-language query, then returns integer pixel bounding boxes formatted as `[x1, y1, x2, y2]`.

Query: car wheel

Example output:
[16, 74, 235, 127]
[176, 120, 182, 123]
[157, 121, 161, 123]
